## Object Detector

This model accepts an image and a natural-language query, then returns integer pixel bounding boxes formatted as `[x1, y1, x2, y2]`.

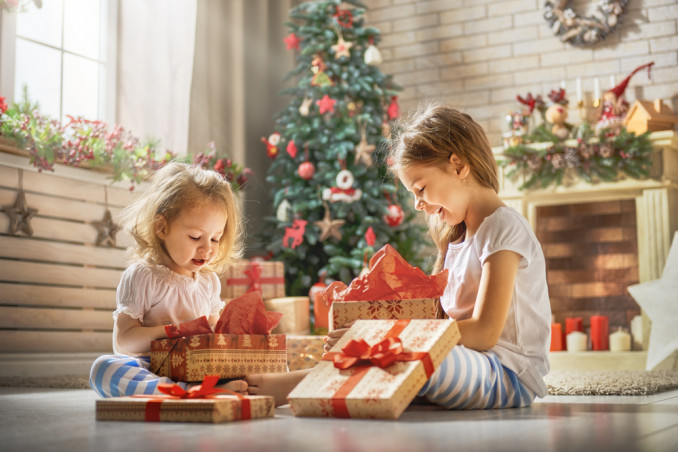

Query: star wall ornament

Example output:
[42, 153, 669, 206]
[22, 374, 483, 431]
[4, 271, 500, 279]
[314, 203, 345, 242]
[92, 209, 119, 247]
[627, 231, 678, 370]
[2, 189, 38, 236]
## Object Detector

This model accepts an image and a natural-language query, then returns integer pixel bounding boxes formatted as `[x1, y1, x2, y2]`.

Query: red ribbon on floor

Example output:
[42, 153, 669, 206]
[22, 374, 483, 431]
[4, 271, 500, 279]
[226, 262, 284, 293]
[321, 319, 434, 418]
[133, 375, 251, 421]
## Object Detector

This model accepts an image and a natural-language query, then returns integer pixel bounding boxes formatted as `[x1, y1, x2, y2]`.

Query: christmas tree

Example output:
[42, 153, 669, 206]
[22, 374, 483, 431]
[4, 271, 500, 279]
[263, 0, 426, 300]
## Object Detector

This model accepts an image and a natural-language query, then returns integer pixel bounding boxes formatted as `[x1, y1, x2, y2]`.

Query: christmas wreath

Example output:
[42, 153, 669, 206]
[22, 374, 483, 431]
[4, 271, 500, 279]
[544, 0, 629, 46]
[499, 123, 653, 190]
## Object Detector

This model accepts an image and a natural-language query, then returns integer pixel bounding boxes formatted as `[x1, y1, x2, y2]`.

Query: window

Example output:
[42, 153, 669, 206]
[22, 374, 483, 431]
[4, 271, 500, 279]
[0, 0, 117, 123]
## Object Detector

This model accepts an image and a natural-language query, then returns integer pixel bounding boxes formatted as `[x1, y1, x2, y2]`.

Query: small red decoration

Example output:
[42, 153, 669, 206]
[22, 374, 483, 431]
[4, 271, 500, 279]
[365, 226, 376, 247]
[282, 219, 307, 249]
[383, 204, 404, 227]
[298, 161, 315, 180]
[333, 7, 354, 28]
[387, 96, 399, 120]
[287, 140, 298, 158]
[261, 132, 281, 158]
[316, 94, 337, 114]
[284, 33, 301, 50]
[0, 96, 7, 114]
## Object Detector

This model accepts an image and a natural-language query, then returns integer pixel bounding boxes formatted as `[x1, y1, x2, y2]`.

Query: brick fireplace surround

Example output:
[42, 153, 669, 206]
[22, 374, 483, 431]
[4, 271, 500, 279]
[495, 131, 678, 370]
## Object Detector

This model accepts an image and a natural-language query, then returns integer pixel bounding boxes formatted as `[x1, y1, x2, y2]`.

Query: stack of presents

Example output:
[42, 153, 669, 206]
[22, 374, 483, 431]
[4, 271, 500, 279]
[96, 245, 460, 422]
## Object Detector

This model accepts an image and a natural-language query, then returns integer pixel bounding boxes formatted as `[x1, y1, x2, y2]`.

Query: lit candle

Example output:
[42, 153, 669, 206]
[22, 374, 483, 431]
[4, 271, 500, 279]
[590, 315, 609, 351]
[550, 323, 564, 351]
[566, 331, 587, 352]
[609, 328, 631, 352]
[594, 77, 600, 100]
[576, 77, 582, 102]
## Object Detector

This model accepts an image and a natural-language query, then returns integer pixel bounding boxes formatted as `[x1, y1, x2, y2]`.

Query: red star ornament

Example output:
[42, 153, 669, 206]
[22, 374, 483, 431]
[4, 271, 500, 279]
[284, 33, 301, 50]
[316, 95, 337, 115]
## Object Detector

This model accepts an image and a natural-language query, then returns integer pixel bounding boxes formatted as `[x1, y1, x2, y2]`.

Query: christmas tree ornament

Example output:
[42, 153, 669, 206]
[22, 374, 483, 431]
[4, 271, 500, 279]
[333, 6, 354, 28]
[299, 97, 313, 116]
[284, 32, 301, 50]
[354, 119, 376, 167]
[364, 37, 382, 66]
[316, 94, 337, 115]
[2, 170, 38, 237]
[322, 169, 362, 203]
[287, 140, 298, 158]
[311, 54, 333, 87]
[298, 161, 315, 180]
[92, 186, 119, 247]
[314, 202, 345, 242]
[384, 204, 404, 227]
[261, 132, 281, 158]
[276, 199, 292, 222]
[282, 219, 307, 249]
[387, 96, 400, 120]
[365, 226, 376, 247]
[331, 26, 353, 60]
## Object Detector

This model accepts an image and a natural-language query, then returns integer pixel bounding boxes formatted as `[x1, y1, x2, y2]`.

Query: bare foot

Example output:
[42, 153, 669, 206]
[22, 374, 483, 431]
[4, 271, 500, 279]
[246, 369, 311, 407]
[216, 379, 248, 395]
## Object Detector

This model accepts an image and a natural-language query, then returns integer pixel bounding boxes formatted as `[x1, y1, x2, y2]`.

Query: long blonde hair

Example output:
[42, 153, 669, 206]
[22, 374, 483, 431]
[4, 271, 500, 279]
[389, 102, 499, 272]
[118, 161, 243, 274]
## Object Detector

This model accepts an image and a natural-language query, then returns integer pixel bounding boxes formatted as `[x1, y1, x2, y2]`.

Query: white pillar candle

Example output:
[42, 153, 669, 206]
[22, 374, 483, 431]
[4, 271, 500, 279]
[576, 77, 582, 102]
[609, 328, 631, 352]
[560, 80, 566, 90]
[630, 315, 643, 350]
[594, 77, 600, 100]
[610, 75, 615, 88]
[566, 331, 587, 352]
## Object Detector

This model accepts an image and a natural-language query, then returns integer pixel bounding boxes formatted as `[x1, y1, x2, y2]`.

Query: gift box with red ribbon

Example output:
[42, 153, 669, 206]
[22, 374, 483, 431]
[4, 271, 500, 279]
[329, 298, 446, 330]
[96, 375, 274, 423]
[287, 318, 460, 419]
[221, 260, 285, 300]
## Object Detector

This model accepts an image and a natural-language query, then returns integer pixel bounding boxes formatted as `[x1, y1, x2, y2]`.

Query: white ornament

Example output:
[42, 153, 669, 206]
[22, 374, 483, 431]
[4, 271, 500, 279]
[335, 169, 354, 190]
[364, 44, 382, 66]
[276, 199, 292, 222]
[322, 169, 362, 203]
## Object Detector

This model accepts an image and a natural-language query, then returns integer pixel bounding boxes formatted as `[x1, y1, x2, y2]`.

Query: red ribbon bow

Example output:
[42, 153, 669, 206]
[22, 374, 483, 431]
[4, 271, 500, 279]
[134, 375, 251, 421]
[244, 262, 262, 293]
[328, 337, 405, 370]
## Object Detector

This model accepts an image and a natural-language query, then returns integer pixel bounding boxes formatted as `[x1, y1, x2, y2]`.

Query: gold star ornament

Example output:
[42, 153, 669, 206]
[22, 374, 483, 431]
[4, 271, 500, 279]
[314, 203, 345, 242]
[354, 137, 376, 167]
[2, 189, 38, 236]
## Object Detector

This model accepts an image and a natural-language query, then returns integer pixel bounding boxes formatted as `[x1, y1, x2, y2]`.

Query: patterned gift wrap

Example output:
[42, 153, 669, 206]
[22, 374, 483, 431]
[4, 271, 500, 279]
[286, 335, 325, 371]
[151, 333, 287, 382]
[96, 394, 274, 423]
[221, 260, 285, 299]
[288, 319, 460, 420]
[329, 298, 446, 330]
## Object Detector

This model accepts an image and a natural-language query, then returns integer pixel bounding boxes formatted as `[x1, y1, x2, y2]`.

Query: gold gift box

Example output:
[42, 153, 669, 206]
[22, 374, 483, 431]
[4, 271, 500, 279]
[328, 298, 446, 330]
[151, 333, 287, 382]
[287, 334, 325, 371]
[264, 297, 311, 335]
[288, 318, 460, 420]
[96, 394, 274, 423]
[221, 260, 285, 299]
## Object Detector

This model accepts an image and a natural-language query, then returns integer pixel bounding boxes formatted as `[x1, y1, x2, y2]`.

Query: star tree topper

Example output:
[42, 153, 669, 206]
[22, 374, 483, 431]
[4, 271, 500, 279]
[628, 231, 678, 370]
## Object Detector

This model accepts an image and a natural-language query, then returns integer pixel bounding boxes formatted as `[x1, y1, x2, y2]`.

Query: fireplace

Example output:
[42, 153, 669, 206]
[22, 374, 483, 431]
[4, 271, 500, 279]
[494, 130, 678, 353]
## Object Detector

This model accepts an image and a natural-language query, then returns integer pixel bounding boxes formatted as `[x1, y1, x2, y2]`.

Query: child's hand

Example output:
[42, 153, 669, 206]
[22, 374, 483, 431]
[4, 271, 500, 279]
[217, 379, 248, 395]
[322, 321, 355, 353]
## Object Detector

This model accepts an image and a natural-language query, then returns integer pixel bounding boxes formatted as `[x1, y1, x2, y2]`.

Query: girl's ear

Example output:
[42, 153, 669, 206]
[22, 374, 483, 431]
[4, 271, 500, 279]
[449, 153, 470, 179]
[155, 214, 168, 239]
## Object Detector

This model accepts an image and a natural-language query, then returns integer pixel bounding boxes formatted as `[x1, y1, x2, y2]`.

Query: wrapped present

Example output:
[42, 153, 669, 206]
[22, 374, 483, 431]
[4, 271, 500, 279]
[287, 335, 325, 371]
[96, 375, 274, 423]
[151, 292, 287, 381]
[329, 298, 446, 330]
[288, 318, 460, 419]
[221, 260, 285, 299]
[264, 297, 311, 335]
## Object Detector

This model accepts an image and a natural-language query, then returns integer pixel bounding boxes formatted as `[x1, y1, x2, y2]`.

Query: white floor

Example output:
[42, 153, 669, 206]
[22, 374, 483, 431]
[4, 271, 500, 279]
[1, 387, 677, 452]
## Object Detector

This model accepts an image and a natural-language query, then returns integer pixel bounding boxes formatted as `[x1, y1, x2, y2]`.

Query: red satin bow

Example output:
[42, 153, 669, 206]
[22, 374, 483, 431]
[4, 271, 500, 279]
[244, 262, 262, 293]
[327, 337, 405, 370]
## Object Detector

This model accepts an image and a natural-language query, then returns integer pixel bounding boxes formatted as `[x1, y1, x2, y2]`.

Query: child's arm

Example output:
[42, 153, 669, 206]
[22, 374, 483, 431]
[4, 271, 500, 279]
[114, 313, 168, 355]
[456, 249, 520, 351]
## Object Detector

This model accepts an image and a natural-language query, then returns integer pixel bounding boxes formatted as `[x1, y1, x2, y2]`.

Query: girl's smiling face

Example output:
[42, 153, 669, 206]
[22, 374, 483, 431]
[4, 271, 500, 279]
[156, 200, 227, 277]
[398, 156, 470, 227]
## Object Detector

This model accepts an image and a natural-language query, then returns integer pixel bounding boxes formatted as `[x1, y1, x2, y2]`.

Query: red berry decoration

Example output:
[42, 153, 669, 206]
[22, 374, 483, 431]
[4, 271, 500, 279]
[298, 161, 315, 180]
[384, 204, 404, 227]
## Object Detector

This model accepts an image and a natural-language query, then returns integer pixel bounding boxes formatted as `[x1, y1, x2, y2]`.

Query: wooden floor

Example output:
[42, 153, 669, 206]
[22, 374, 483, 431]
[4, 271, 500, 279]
[1, 387, 677, 452]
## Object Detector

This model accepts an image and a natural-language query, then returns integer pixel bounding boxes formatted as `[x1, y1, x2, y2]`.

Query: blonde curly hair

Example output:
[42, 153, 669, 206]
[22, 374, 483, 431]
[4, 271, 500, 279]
[118, 161, 243, 274]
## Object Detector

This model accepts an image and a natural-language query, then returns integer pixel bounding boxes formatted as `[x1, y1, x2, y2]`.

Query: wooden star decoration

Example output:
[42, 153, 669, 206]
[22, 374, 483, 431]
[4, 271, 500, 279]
[92, 209, 120, 247]
[354, 137, 376, 167]
[314, 204, 345, 242]
[331, 35, 353, 59]
[628, 231, 678, 370]
[2, 189, 38, 236]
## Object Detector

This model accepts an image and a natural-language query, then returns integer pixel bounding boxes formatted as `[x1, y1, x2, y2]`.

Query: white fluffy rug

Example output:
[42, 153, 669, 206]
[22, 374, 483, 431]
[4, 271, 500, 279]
[544, 369, 678, 396]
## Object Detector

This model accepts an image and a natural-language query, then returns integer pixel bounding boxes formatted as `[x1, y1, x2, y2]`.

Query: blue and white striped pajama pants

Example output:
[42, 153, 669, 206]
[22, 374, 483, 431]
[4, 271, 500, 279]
[418, 345, 535, 409]
[89, 354, 189, 398]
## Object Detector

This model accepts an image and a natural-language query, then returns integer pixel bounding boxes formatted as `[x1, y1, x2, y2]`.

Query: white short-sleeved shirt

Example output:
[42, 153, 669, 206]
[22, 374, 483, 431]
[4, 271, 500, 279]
[113, 261, 224, 355]
[441, 207, 551, 397]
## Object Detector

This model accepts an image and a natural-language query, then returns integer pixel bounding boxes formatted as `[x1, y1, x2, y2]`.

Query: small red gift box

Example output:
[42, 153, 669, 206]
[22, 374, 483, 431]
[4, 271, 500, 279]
[221, 260, 285, 299]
